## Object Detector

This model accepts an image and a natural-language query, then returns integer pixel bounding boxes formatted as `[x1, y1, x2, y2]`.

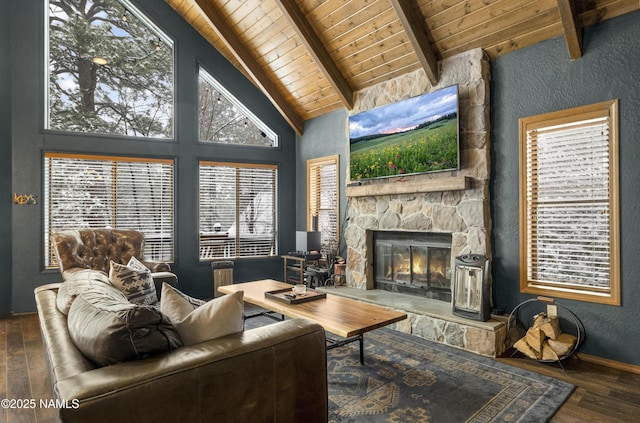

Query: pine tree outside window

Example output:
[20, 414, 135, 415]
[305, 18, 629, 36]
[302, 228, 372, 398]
[47, 0, 174, 138]
[519, 100, 620, 305]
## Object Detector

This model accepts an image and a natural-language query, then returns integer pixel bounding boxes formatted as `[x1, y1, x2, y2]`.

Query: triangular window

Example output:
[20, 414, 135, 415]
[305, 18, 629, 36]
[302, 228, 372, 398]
[199, 67, 277, 147]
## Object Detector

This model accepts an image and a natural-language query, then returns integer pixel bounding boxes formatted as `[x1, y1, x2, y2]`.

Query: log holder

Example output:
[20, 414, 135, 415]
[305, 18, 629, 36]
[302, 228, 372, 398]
[508, 296, 585, 372]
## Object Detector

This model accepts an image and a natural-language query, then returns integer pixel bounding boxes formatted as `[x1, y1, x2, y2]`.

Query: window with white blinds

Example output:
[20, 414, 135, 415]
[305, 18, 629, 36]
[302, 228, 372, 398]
[519, 100, 619, 305]
[199, 161, 277, 259]
[307, 155, 339, 255]
[44, 153, 174, 267]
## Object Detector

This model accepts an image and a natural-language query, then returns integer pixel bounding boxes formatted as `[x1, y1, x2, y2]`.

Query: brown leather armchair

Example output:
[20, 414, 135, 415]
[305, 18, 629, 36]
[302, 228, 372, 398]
[50, 228, 177, 291]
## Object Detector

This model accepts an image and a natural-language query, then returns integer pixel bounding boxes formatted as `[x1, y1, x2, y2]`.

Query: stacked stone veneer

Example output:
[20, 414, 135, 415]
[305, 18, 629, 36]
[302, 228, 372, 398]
[343, 48, 506, 356]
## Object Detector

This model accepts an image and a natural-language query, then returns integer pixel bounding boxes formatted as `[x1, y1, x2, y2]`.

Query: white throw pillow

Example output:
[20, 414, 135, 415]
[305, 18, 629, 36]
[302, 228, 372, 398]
[109, 256, 157, 305]
[160, 283, 244, 345]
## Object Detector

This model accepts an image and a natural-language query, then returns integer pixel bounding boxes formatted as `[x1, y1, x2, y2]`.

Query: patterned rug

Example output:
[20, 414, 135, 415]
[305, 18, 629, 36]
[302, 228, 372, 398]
[245, 311, 574, 423]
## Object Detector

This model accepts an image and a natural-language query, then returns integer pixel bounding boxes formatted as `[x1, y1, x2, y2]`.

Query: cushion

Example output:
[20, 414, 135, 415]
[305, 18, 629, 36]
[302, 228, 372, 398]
[67, 281, 182, 367]
[56, 269, 113, 315]
[109, 256, 158, 305]
[162, 282, 206, 308]
[160, 283, 244, 346]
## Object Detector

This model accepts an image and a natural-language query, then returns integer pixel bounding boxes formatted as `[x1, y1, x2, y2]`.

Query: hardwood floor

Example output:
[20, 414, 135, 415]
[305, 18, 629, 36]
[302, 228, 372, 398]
[1, 314, 56, 423]
[496, 354, 640, 423]
[1, 313, 639, 423]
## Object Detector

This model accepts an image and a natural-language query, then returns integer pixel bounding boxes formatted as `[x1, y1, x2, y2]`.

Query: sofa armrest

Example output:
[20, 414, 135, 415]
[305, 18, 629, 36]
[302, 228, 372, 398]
[55, 319, 328, 423]
[35, 283, 100, 384]
[151, 271, 177, 298]
[141, 260, 171, 273]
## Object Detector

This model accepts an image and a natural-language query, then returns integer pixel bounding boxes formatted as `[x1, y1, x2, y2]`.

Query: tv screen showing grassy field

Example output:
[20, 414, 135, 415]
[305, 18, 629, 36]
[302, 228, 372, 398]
[349, 85, 459, 181]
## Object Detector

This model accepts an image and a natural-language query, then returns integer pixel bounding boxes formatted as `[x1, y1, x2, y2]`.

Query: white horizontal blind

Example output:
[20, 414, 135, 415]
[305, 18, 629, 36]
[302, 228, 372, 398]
[44, 153, 174, 267]
[199, 162, 277, 259]
[308, 156, 339, 255]
[525, 116, 611, 291]
[308, 164, 321, 229]
[114, 160, 174, 261]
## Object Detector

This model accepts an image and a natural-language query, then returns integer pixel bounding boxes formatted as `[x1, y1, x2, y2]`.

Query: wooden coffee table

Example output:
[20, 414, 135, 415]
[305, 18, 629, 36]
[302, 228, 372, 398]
[218, 279, 407, 364]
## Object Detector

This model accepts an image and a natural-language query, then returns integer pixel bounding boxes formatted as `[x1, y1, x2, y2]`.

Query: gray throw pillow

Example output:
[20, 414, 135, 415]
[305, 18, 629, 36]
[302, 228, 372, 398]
[67, 281, 182, 366]
[56, 268, 113, 315]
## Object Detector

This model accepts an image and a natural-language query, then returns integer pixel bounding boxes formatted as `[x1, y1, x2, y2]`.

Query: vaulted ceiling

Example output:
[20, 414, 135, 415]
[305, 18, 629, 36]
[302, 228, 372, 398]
[166, 0, 639, 135]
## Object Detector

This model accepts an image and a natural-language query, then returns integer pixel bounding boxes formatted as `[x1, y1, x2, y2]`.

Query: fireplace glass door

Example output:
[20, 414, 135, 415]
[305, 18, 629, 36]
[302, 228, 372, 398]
[392, 244, 411, 283]
[374, 231, 452, 302]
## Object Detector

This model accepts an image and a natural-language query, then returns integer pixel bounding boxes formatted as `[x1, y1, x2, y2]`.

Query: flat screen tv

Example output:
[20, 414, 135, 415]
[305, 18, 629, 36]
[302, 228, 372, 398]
[349, 84, 459, 181]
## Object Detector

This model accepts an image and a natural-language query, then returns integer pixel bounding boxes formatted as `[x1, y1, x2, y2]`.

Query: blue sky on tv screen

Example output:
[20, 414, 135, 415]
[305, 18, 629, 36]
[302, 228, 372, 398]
[349, 85, 458, 139]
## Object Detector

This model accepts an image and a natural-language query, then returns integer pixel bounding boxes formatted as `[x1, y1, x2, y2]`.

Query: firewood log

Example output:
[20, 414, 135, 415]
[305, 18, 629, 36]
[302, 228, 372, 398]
[532, 313, 545, 328]
[538, 316, 561, 340]
[548, 333, 577, 357]
[541, 340, 560, 361]
[514, 337, 540, 359]
[525, 327, 545, 354]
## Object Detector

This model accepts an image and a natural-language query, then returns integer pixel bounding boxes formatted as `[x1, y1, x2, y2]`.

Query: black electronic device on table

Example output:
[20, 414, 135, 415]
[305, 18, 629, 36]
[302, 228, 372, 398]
[288, 251, 322, 259]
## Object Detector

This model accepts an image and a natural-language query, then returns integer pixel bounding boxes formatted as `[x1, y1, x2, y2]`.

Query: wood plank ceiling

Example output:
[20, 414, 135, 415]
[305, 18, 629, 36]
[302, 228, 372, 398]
[166, 0, 639, 135]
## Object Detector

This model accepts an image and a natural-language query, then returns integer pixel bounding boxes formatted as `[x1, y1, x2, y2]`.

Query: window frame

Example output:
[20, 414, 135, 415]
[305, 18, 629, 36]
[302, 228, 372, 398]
[44, 152, 175, 268]
[307, 155, 340, 255]
[519, 100, 620, 305]
[198, 160, 279, 260]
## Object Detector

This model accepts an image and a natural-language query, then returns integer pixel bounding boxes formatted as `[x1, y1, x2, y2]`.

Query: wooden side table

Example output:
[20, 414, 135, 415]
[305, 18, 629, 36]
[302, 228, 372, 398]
[282, 254, 321, 285]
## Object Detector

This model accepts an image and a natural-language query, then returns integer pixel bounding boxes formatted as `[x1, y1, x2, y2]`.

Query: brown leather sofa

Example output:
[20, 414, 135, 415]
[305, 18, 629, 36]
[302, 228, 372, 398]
[36, 229, 329, 422]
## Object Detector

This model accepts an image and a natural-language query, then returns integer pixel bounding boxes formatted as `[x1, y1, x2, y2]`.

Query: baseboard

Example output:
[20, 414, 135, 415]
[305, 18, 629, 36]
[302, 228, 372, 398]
[3, 311, 37, 317]
[577, 352, 640, 375]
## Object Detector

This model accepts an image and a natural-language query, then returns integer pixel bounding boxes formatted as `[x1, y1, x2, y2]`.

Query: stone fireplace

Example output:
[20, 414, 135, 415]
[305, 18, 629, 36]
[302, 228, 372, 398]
[326, 48, 508, 357]
[344, 49, 492, 291]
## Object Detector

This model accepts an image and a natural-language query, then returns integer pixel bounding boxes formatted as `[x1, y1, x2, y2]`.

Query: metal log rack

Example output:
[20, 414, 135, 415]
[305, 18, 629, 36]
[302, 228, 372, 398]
[508, 296, 585, 371]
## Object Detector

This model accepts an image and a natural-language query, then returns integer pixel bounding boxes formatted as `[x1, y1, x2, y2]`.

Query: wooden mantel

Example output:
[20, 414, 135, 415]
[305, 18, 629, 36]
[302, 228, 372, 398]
[346, 176, 471, 197]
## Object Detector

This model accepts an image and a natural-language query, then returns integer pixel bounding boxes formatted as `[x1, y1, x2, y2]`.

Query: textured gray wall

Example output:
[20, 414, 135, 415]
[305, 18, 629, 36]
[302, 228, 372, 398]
[0, 0, 11, 315]
[491, 10, 640, 365]
[296, 108, 348, 256]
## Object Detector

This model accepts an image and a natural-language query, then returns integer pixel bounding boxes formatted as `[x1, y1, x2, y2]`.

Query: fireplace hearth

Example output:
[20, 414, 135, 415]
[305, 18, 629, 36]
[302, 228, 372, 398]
[374, 231, 452, 302]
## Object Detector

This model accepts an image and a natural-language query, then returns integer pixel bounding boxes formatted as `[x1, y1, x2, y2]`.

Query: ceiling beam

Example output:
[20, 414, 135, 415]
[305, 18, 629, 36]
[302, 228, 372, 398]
[389, 0, 439, 86]
[194, 0, 305, 135]
[557, 0, 583, 60]
[274, 0, 354, 110]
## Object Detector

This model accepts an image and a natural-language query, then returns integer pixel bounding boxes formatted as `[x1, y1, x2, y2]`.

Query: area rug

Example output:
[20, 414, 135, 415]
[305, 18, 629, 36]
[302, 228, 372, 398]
[245, 312, 574, 423]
